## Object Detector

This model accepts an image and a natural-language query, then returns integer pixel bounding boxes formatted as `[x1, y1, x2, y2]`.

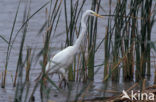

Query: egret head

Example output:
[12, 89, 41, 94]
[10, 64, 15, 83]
[85, 10, 103, 18]
[81, 10, 103, 28]
[81, 10, 103, 25]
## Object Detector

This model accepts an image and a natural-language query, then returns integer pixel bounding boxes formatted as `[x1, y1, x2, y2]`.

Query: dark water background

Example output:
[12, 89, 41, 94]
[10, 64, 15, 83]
[0, 0, 156, 102]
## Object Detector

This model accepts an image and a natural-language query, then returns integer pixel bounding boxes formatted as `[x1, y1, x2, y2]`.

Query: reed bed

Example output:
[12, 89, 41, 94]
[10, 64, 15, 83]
[0, 0, 156, 102]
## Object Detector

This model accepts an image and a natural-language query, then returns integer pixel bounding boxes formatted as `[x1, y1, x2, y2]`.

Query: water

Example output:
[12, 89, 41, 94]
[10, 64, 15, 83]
[0, 0, 156, 102]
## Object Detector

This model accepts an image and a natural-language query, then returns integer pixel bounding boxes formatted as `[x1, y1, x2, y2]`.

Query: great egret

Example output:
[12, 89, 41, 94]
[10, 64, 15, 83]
[42, 10, 102, 86]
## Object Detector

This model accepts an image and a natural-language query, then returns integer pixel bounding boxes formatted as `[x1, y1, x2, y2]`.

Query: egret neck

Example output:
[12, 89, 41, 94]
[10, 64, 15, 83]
[73, 13, 87, 52]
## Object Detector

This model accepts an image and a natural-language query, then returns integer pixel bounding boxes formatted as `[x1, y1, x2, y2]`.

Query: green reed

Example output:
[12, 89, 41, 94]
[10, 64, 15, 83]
[111, 0, 126, 82]
[1, 0, 50, 88]
[107, 0, 156, 83]
[135, 0, 155, 81]
[0, 0, 155, 101]
[25, 48, 31, 82]
[103, 0, 112, 82]
[1, 0, 22, 88]
[37, 0, 63, 101]
[141, 0, 154, 78]
[87, 0, 101, 81]
[14, 0, 30, 101]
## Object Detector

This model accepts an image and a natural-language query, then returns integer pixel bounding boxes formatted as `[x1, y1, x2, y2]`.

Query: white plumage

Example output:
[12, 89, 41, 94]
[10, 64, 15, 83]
[44, 10, 102, 83]
[46, 46, 75, 79]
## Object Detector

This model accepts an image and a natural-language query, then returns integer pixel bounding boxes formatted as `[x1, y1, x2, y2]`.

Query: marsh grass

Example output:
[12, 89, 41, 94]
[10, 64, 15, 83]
[1, 0, 22, 88]
[25, 48, 31, 82]
[87, 0, 101, 81]
[103, 0, 156, 84]
[34, 0, 63, 101]
[14, 0, 30, 101]
[0, 0, 156, 102]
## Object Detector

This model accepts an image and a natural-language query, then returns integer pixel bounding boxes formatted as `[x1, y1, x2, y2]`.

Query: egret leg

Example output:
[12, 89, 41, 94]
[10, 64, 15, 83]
[64, 71, 69, 88]
[61, 72, 70, 88]
[59, 74, 66, 88]
[58, 69, 69, 88]
[58, 74, 61, 80]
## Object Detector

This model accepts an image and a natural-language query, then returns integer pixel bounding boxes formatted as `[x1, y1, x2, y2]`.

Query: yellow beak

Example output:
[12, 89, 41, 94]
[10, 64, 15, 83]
[93, 12, 103, 18]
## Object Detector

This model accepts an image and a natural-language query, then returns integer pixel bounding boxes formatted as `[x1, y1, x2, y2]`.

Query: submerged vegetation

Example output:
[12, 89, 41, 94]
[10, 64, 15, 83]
[0, 0, 156, 102]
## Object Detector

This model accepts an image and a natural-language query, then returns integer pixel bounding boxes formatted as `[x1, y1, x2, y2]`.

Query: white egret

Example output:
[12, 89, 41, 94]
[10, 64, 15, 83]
[40, 10, 102, 86]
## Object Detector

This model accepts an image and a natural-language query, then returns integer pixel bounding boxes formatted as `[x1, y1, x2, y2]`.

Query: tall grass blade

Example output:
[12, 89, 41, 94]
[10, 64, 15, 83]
[1, 0, 22, 88]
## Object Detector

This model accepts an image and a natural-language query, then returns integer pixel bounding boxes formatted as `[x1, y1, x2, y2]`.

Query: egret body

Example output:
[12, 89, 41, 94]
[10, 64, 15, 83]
[45, 10, 102, 82]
